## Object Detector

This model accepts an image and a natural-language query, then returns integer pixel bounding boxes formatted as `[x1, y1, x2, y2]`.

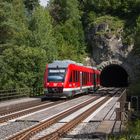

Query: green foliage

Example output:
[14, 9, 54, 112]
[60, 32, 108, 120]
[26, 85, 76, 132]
[49, 0, 81, 24]
[80, 0, 140, 55]
[87, 11, 96, 23]
[0, 0, 29, 45]
[134, 16, 140, 55]
[28, 7, 57, 61]
[0, 1, 14, 44]
[108, 120, 140, 140]
[0, 45, 47, 89]
[127, 120, 140, 135]
[50, 0, 86, 62]
[81, 0, 140, 18]
[90, 15, 124, 34]
[0, 1, 57, 90]
[0, 0, 140, 90]
[24, 0, 39, 15]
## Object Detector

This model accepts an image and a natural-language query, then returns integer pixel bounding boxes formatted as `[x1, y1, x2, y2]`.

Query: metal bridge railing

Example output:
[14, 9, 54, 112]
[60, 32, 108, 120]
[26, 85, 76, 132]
[0, 87, 44, 101]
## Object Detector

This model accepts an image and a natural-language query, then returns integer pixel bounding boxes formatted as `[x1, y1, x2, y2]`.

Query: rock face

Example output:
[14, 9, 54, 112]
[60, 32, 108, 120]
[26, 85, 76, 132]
[88, 23, 140, 82]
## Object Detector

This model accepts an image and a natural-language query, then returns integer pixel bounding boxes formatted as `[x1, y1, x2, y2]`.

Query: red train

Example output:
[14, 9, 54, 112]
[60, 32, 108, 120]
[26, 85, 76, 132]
[44, 60, 100, 98]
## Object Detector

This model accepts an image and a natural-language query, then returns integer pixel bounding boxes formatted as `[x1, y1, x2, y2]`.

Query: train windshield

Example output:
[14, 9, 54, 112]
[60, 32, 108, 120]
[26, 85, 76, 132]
[47, 68, 66, 82]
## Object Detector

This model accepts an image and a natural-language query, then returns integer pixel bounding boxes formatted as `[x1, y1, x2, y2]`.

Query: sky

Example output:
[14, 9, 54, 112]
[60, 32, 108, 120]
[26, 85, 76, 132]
[39, 0, 49, 7]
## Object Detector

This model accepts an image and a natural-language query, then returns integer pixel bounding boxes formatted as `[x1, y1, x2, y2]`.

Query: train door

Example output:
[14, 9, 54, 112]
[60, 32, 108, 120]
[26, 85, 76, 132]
[80, 71, 82, 91]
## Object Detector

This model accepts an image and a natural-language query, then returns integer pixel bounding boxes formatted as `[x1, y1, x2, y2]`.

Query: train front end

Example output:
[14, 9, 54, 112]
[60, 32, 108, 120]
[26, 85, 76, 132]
[44, 68, 66, 97]
[44, 60, 72, 98]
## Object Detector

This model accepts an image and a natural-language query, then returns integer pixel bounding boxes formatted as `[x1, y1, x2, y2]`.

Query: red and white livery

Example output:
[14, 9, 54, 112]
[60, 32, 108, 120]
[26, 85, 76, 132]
[44, 60, 100, 98]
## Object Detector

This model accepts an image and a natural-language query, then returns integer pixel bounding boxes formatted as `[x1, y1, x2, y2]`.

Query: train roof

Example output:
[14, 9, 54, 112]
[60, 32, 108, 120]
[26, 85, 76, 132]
[48, 60, 98, 70]
[48, 60, 76, 68]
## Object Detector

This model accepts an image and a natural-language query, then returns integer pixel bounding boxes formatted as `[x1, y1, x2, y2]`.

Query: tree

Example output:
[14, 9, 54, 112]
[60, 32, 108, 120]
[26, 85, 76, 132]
[28, 7, 57, 62]
[0, 45, 47, 89]
[0, 1, 56, 89]
[0, 0, 29, 45]
[24, 0, 39, 15]
[49, 0, 86, 62]
[134, 16, 140, 55]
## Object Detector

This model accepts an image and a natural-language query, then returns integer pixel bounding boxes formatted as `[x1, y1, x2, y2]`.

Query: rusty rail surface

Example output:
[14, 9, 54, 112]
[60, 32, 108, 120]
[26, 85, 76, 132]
[0, 100, 64, 123]
[9, 96, 101, 140]
[40, 89, 124, 140]
[39, 96, 110, 140]
[0, 101, 40, 116]
[8, 88, 123, 140]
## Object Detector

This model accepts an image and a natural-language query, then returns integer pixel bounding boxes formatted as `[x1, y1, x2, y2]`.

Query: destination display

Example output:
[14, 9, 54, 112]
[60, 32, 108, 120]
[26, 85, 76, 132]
[49, 69, 65, 73]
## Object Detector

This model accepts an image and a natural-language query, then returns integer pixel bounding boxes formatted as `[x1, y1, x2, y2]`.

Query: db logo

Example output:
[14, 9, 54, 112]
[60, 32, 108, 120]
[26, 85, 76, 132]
[54, 83, 57, 86]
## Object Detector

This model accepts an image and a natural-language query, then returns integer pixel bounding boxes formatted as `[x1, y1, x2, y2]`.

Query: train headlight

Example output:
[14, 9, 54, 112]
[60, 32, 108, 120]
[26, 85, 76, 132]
[69, 84, 72, 87]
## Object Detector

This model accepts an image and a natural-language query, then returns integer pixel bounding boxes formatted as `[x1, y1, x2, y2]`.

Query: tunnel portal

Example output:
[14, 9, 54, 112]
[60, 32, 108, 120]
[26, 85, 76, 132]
[100, 64, 129, 87]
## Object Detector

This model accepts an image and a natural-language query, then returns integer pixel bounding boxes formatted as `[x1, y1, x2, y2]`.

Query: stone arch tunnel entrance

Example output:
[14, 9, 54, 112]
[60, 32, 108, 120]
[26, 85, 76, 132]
[100, 64, 129, 87]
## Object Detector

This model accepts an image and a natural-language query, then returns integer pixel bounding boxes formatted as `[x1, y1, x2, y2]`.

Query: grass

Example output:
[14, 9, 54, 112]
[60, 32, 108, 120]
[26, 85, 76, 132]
[109, 119, 140, 140]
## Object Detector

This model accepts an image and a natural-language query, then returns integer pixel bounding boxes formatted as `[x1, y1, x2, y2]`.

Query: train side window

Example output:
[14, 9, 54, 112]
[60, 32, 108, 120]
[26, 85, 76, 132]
[76, 71, 79, 82]
[90, 73, 91, 83]
[75, 70, 77, 82]
[95, 74, 97, 82]
[86, 72, 88, 83]
[74, 71, 76, 82]
[97, 74, 100, 81]
[87, 72, 89, 83]
[85, 72, 86, 84]
[88, 73, 89, 83]
[93, 73, 96, 84]
[77, 71, 79, 82]
[82, 72, 83, 85]
[69, 71, 72, 82]
[92, 73, 93, 83]
[98, 74, 100, 81]
[86, 72, 88, 84]
[85, 72, 87, 84]
[73, 70, 75, 82]
[75, 71, 77, 82]
[74, 70, 77, 82]
[90, 73, 92, 83]
[78, 71, 80, 82]
[82, 72, 84, 85]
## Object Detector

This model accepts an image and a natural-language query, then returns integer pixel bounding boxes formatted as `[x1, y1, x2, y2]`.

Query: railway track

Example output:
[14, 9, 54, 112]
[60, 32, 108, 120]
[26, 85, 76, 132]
[8, 88, 122, 140]
[8, 96, 101, 140]
[0, 93, 92, 116]
[3, 89, 122, 140]
[0, 93, 98, 124]
[39, 96, 110, 140]
[0, 100, 50, 116]
[0, 100, 64, 123]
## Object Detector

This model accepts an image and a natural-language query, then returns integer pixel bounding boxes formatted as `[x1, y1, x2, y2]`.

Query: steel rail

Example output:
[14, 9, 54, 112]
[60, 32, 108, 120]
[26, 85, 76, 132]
[0, 101, 48, 116]
[0, 100, 63, 123]
[39, 96, 111, 140]
[38, 88, 123, 140]
[9, 96, 100, 140]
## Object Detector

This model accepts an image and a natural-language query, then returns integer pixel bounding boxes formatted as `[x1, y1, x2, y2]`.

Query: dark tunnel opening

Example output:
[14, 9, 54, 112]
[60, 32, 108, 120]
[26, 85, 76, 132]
[100, 64, 129, 87]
